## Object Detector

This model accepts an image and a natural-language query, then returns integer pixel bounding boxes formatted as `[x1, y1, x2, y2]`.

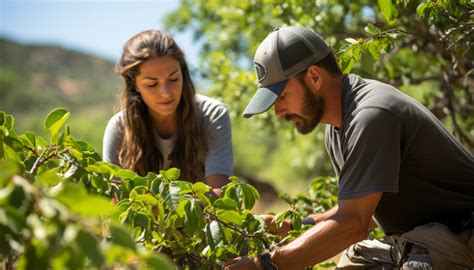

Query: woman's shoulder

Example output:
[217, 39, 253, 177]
[195, 94, 229, 122]
[195, 94, 227, 115]
[107, 111, 125, 126]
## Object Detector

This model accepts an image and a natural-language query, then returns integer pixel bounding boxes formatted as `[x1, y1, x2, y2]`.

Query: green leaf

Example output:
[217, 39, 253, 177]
[275, 210, 291, 228]
[117, 169, 137, 179]
[3, 135, 24, 162]
[192, 181, 211, 194]
[228, 176, 240, 183]
[344, 38, 358, 44]
[169, 180, 193, 195]
[241, 184, 259, 209]
[54, 183, 113, 217]
[110, 225, 137, 251]
[75, 229, 105, 267]
[19, 131, 36, 148]
[368, 40, 382, 62]
[279, 193, 294, 205]
[289, 211, 302, 230]
[378, 0, 398, 25]
[209, 220, 226, 247]
[216, 209, 244, 225]
[184, 199, 203, 234]
[214, 197, 239, 210]
[141, 252, 175, 270]
[364, 23, 379, 35]
[35, 169, 63, 187]
[205, 223, 216, 250]
[111, 200, 130, 223]
[0, 160, 23, 185]
[416, 2, 428, 18]
[135, 194, 158, 205]
[360, 52, 375, 74]
[0, 129, 4, 160]
[2, 114, 14, 132]
[174, 197, 187, 217]
[164, 167, 180, 181]
[44, 108, 70, 137]
[74, 139, 95, 152]
[133, 212, 152, 234]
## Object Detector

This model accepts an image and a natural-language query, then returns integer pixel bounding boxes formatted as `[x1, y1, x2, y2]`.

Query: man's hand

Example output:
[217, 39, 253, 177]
[260, 214, 292, 238]
[224, 256, 261, 270]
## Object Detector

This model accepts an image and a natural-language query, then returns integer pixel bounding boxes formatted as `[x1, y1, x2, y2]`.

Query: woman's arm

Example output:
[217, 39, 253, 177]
[206, 174, 230, 197]
[102, 112, 123, 166]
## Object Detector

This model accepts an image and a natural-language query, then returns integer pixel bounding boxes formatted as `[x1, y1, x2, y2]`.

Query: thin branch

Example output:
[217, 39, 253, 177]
[206, 212, 268, 244]
[441, 70, 474, 149]
[24, 145, 40, 157]
[27, 145, 61, 176]
[28, 148, 48, 176]
[447, 28, 474, 50]
[388, 76, 441, 86]
[441, 22, 474, 41]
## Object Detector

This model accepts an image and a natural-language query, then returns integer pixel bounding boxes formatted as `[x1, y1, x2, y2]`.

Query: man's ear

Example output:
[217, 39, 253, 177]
[306, 65, 323, 90]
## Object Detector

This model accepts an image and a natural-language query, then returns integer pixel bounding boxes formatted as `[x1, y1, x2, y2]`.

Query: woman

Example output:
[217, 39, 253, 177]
[103, 29, 233, 193]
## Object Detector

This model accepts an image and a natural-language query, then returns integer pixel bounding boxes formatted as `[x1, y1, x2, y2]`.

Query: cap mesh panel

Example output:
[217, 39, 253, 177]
[278, 33, 313, 72]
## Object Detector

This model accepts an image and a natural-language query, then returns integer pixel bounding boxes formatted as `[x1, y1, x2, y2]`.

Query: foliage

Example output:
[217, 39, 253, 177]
[0, 38, 121, 151]
[1, 108, 339, 269]
[165, 0, 474, 182]
[0, 109, 175, 269]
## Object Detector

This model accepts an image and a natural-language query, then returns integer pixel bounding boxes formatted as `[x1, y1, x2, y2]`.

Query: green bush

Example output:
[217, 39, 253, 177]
[0, 108, 341, 269]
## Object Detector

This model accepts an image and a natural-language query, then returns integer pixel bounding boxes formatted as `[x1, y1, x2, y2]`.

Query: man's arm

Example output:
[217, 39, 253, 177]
[224, 192, 382, 270]
[260, 206, 338, 238]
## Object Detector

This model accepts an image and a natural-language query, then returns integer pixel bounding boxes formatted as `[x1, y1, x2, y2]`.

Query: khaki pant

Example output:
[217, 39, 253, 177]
[336, 226, 474, 270]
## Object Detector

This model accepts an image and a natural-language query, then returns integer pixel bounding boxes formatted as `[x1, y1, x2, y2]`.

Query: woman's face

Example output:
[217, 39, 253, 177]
[135, 56, 183, 119]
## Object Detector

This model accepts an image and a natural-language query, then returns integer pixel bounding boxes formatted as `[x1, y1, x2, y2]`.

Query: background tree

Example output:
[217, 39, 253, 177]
[165, 0, 473, 187]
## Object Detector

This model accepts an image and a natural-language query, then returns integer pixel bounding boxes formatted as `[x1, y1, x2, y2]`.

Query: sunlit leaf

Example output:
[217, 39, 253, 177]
[135, 194, 158, 206]
[44, 108, 70, 138]
[378, 0, 398, 25]
[216, 209, 244, 226]
[214, 197, 238, 210]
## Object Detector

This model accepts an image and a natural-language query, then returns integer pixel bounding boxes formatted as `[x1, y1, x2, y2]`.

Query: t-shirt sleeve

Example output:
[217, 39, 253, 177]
[325, 125, 341, 176]
[338, 108, 401, 200]
[203, 104, 234, 177]
[102, 113, 124, 166]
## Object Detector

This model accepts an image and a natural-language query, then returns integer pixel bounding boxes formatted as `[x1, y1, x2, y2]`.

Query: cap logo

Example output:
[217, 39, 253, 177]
[254, 61, 267, 82]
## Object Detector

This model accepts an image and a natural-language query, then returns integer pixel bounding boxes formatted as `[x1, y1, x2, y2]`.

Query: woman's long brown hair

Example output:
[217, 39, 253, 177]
[115, 30, 207, 182]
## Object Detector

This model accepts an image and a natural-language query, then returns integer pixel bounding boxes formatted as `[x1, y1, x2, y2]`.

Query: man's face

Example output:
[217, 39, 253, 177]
[274, 76, 324, 134]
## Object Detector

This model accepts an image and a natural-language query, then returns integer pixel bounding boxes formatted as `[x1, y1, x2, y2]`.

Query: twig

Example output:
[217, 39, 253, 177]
[24, 145, 40, 157]
[206, 212, 268, 243]
[447, 28, 474, 50]
[441, 70, 474, 149]
[27, 145, 63, 176]
[28, 148, 49, 176]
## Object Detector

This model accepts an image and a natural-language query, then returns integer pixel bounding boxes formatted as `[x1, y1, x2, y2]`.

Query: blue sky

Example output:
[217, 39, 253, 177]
[0, 0, 199, 68]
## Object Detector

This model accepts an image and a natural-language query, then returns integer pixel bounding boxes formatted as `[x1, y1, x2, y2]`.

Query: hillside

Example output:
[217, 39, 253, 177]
[0, 38, 122, 152]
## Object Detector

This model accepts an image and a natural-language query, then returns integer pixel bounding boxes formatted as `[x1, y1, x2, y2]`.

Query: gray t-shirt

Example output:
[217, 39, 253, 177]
[103, 94, 233, 178]
[325, 74, 474, 235]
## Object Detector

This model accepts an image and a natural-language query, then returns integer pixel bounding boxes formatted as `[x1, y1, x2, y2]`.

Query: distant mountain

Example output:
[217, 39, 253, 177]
[0, 37, 123, 151]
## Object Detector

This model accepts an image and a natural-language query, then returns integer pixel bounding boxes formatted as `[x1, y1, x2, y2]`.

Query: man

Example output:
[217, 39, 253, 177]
[224, 26, 474, 270]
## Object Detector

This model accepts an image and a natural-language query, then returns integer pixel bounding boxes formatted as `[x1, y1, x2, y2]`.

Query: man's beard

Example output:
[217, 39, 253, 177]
[284, 81, 324, 135]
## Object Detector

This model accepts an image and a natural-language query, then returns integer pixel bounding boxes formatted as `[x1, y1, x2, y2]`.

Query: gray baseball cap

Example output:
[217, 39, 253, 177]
[242, 26, 331, 118]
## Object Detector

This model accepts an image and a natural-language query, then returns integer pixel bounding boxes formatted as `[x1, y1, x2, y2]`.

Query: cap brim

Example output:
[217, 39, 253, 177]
[242, 80, 288, 118]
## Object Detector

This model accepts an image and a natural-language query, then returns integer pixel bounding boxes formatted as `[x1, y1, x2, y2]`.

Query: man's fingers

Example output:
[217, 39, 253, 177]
[223, 256, 254, 270]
